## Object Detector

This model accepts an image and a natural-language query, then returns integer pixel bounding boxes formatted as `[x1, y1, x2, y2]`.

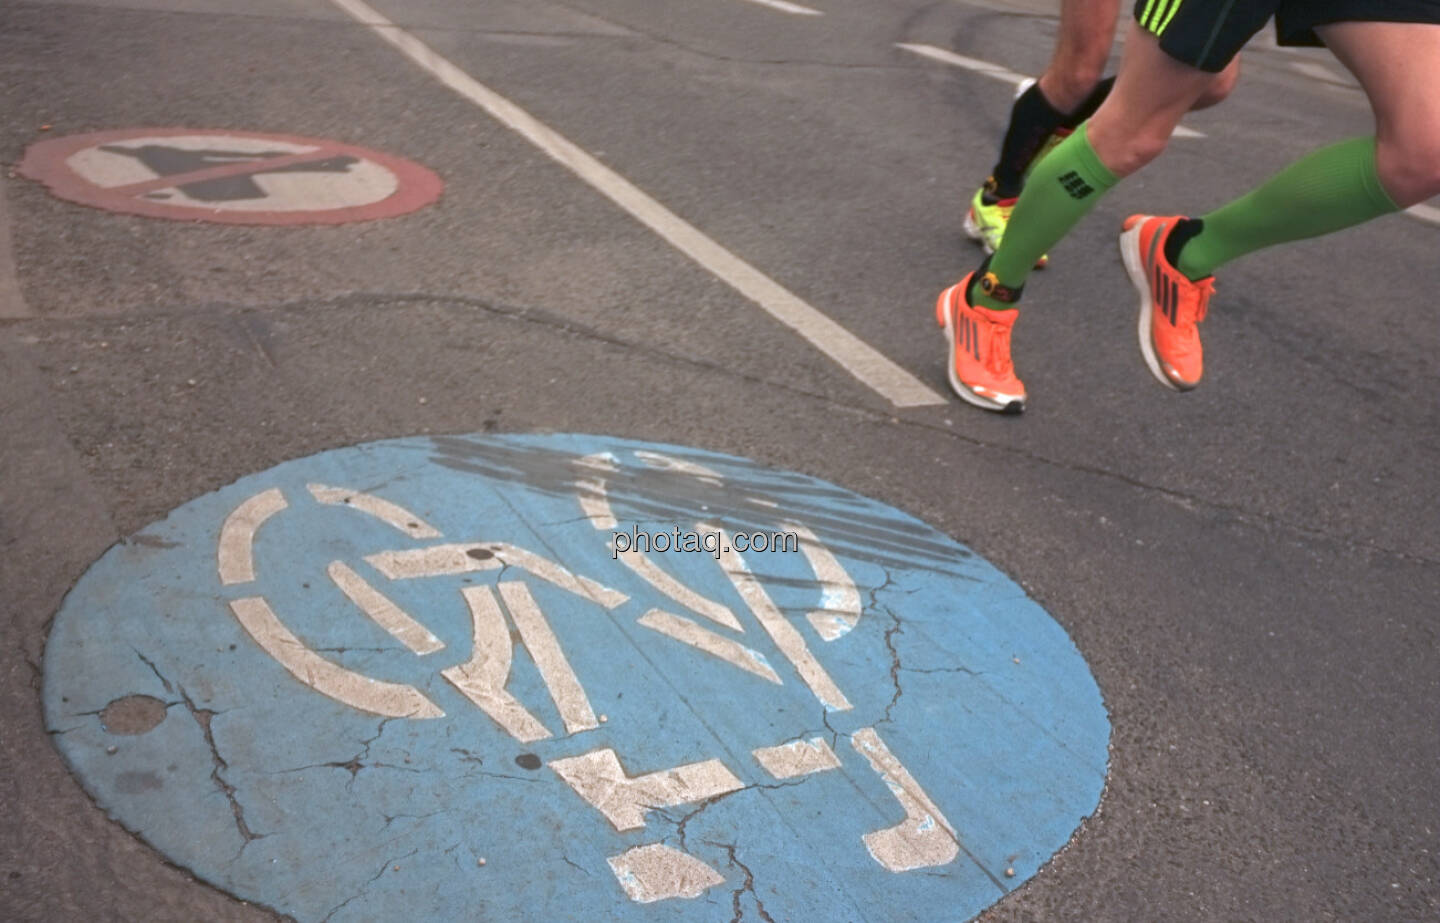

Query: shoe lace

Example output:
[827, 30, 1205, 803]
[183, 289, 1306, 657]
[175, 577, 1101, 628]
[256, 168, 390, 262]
[983, 318, 1015, 377]
[1181, 276, 1216, 324]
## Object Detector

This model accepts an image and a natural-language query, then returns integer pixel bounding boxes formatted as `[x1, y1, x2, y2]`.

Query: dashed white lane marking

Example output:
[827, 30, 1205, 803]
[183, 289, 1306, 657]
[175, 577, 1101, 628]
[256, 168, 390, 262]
[1406, 202, 1440, 227]
[327, 0, 944, 408]
[740, 0, 824, 15]
[897, 43, 1205, 138]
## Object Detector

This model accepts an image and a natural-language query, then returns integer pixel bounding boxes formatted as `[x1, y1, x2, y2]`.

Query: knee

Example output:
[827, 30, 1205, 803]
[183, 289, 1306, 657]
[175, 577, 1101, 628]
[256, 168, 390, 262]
[1377, 135, 1440, 206]
[1192, 58, 1240, 110]
[1090, 123, 1171, 177]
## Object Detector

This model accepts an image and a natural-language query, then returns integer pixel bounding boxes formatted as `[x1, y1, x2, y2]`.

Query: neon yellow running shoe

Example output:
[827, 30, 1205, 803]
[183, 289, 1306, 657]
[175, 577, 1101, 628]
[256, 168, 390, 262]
[963, 183, 1048, 269]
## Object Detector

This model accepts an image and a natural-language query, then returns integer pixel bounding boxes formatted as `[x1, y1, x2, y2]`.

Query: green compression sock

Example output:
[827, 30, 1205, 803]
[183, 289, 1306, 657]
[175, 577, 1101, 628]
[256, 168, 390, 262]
[972, 123, 1119, 311]
[1175, 136, 1400, 280]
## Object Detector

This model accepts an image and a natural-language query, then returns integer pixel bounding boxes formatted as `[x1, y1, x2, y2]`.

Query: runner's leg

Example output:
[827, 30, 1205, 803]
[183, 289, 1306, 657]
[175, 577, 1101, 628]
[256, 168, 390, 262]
[1171, 22, 1439, 279]
[987, 0, 1120, 200]
[971, 24, 1219, 309]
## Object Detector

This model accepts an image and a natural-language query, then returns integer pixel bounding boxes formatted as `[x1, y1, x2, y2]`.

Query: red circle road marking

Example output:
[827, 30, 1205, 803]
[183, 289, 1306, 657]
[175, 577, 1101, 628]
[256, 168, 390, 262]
[17, 128, 444, 226]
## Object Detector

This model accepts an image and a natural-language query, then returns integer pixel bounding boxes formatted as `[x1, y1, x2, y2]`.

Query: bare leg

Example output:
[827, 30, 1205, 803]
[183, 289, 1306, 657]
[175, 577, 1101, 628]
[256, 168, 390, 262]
[1086, 24, 1224, 177]
[1321, 22, 1440, 207]
[1037, 0, 1121, 112]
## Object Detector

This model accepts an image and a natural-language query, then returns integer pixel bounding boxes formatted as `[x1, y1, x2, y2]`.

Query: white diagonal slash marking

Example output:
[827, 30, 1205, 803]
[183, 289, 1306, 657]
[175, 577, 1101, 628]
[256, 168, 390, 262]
[896, 44, 1204, 138]
[325, 0, 943, 408]
[788, 522, 861, 641]
[328, 561, 445, 655]
[498, 581, 599, 735]
[713, 526, 852, 711]
[637, 609, 782, 684]
[442, 585, 551, 742]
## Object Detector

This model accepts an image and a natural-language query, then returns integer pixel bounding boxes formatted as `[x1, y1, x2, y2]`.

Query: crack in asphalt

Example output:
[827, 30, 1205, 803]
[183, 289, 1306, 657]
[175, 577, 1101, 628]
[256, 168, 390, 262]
[321, 848, 420, 923]
[708, 841, 776, 923]
[177, 684, 264, 856]
[880, 610, 904, 727]
[133, 648, 175, 693]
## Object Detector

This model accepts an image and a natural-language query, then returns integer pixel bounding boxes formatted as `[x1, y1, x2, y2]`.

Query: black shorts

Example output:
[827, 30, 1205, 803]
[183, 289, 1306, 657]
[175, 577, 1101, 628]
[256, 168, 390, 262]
[1132, 0, 1440, 72]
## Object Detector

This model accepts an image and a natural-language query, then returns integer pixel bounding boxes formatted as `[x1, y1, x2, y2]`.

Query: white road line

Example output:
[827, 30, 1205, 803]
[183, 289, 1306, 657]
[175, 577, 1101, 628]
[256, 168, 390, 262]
[897, 43, 1205, 138]
[740, 0, 824, 15]
[326, 0, 943, 408]
[1406, 202, 1440, 227]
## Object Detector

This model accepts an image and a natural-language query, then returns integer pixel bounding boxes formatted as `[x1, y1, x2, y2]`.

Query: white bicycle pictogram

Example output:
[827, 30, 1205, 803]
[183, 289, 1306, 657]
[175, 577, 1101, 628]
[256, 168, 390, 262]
[216, 449, 963, 903]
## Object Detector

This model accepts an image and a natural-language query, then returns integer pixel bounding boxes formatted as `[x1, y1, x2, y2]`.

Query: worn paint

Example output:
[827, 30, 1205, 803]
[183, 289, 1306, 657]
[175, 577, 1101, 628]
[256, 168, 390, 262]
[44, 434, 1108, 922]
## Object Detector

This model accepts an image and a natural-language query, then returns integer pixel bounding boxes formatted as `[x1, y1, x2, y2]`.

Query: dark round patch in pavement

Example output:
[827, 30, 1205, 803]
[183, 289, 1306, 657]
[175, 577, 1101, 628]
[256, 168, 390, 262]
[100, 694, 167, 735]
[514, 753, 542, 771]
[466, 547, 494, 560]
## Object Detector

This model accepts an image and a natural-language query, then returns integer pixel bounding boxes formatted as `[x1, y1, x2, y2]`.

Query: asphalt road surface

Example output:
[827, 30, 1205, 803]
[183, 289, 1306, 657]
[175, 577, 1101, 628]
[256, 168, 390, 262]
[2, 0, 1437, 920]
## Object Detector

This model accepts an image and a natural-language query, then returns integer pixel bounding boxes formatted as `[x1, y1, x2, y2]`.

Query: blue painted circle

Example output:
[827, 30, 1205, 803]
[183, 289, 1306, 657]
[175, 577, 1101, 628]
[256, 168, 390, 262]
[44, 434, 1108, 921]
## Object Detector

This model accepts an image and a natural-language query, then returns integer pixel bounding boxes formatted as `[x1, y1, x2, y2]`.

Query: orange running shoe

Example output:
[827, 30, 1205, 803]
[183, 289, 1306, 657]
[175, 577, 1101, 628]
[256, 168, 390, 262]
[934, 271, 1026, 413]
[1119, 214, 1216, 391]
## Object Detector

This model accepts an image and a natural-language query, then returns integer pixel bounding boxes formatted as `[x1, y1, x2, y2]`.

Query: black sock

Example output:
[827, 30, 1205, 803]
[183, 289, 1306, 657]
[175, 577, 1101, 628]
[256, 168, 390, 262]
[1063, 76, 1115, 129]
[1163, 218, 1205, 268]
[988, 82, 1068, 200]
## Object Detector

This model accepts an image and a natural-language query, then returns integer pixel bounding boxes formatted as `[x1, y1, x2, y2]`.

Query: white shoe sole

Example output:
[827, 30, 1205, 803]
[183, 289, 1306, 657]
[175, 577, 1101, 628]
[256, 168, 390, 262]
[962, 208, 995, 254]
[1119, 222, 1180, 391]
